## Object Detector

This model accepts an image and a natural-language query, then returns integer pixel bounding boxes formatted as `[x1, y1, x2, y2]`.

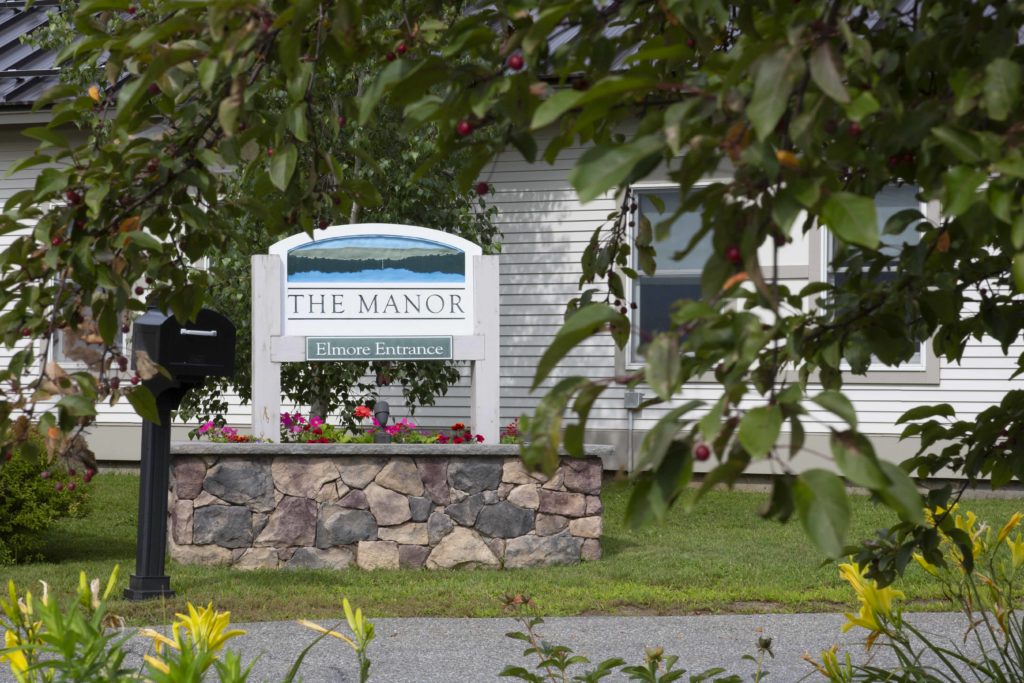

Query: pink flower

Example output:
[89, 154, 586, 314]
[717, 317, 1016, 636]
[222, 426, 237, 437]
[280, 412, 293, 428]
[475, 434, 484, 443]
[310, 416, 324, 428]
[198, 421, 214, 435]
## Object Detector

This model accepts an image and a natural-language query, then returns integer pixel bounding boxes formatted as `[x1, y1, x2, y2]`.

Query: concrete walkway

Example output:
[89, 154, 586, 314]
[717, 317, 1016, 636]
[108, 612, 969, 682]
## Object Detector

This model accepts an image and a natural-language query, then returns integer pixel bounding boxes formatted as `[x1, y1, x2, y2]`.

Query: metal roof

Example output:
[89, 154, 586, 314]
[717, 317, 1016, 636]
[0, 1, 60, 108]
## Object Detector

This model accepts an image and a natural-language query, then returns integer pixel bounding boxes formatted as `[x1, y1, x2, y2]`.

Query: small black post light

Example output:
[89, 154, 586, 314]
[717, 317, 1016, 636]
[374, 400, 391, 443]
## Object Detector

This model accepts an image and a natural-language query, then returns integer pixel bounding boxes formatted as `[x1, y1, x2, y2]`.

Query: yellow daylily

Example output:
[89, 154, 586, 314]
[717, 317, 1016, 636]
[298, 598, 374, 653]
[1007, 532, 1024, 569]
[997, 512, 1024, 544]
[912, 553, 940, 577]
[1, 629, 29, 680]
[174, 602, 245, 653]
[297, 620, 358, 650]
[143, 653, 171, 675]
[838, 562, 904, 638]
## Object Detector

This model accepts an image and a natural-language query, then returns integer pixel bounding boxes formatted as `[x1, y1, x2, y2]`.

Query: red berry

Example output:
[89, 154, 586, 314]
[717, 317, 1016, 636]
[55, 482, 64, 491]
[135, 286, 144, 295]
[686, 38, 696, 48]
[630, 302, 637, 309]
[147, 83, 159, 95]
[337, 115, 347, 128]
[318, 219, 329, 229]
[20, 327, 30, 337]
[267, 147, 274, 157]
[474, 181, 490, 196]
[65, 190, 81, 205]
[51, 236, 62, 246]
[725, 245, 742, 265]
[694, 444, 711, 461]
[131, 375, 140, 385]
[117, 357, 128, 371]
[385, 51, 396, 62]
[456, 120, 473, 137]
[127, 5, 136, 15]
[83, 472, 93, 483]
[848, 122, 862, 137]
[507, 53, 524, 71]
[619, 306, 628, 315]
[121, 323, 130, 333]
[40, 470, 51, 479]
[86, 468, 95, 478]
[66, 481, 76, 491]
[109, 377, 120, 390]
[397, 42, 407, 55]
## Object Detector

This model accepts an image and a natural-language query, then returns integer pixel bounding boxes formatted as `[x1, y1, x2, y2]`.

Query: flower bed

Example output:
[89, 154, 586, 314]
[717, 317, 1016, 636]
[168, 442, 611, 570]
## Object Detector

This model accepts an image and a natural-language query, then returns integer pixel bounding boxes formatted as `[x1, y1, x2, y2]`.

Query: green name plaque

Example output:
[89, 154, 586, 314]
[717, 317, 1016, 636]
[305, 336, 453, 361]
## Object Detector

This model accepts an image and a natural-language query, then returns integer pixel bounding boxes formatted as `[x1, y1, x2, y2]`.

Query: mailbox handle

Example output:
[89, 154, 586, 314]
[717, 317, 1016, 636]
[180, 329, 218, 338]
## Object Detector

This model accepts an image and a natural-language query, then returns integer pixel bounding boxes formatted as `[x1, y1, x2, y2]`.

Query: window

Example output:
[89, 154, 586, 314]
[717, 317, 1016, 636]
[826, 184, 928, 369]
[628, 187, 713, 365]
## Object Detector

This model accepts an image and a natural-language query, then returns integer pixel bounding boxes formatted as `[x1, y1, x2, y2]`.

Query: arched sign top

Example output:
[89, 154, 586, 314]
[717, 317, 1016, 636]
[269, 223, 481, 338]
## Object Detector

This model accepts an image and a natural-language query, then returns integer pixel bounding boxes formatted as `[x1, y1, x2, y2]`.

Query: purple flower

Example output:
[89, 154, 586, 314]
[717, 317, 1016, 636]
[198, 421, 214, 435]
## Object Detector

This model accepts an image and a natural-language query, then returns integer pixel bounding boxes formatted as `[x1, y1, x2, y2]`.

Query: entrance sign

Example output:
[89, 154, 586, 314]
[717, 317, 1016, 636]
[306, 336, 453, 361]
[252, 224, 499, 442]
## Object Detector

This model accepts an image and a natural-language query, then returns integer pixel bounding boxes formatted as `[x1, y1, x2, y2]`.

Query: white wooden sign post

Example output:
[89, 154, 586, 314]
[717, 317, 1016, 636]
[251, 224, 500, 443]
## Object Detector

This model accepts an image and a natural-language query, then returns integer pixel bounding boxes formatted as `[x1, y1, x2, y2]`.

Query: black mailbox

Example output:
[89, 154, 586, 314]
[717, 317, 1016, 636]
[131, 307, 235, 380]
[125, 306, 236, 602]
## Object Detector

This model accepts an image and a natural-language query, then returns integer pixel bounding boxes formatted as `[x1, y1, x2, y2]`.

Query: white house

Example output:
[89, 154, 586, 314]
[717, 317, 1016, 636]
[1, 5, 1019, 471]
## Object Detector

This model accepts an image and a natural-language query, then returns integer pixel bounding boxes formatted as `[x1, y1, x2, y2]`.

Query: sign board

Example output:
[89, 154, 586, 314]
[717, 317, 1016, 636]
[268, 225, 480, 337]
[252, 223, 500, 443]
[306, 336, 453, 361]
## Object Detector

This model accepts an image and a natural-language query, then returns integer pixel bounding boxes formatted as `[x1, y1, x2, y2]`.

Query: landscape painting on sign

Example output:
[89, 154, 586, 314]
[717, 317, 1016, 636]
[287, 235, 465, 283]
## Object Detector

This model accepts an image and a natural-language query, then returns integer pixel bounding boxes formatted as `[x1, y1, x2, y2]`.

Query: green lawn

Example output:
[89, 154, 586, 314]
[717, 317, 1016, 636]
[3, 473, 1022, 625]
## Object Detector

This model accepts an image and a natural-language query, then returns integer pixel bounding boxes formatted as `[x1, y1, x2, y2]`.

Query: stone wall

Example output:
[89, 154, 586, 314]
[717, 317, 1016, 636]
[168, 443, 610, 570]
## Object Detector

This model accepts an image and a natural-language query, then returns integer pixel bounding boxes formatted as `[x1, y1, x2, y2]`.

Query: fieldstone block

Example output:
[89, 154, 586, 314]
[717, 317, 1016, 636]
[507, 484, 540, 509]
[338, 489, 369, 509]
[234, 548, 278, 570]
[497, 483, 514, 500]
[475, 501, 534, 539]
[485, 537, 506, 561]
[375, 458, 424, 496]
[409, 496, 432, 522]
[399, 544, 430, 569]
[447, 493, 484, 526]
[193, 506, 253, 548]
[339, 457, 384, 489]
[365, 483, 411, 526]
[194, 490, 228, 507]
[256, 496, 316, 547]
[585, 495, 603, 516]
[253, 512, 270, 538]
[272, 457, 339, 497]
[428, 510, 454, 544]
[568, 515, 602, 539]
[204, 460, 275, 512]
[426, 527, 499, 569]
[541, 470, 565, 491]
[535, 513, 568, 536]
[317, 505, 377, 547]
[563, 459, 602, 495]
[481, 490, 498, 504]
[379, 522, 428, 545]
[448, 458, 502, 494]
[416, 459, 450, 504]
[581, 539, 602, 561]
[174, 458, 207, 499]
[357, 540, 400, 570]
[537, 490, 586, 517]
[169, 538, 232, 565]
[286, 546, 354, 569]
[505, 532, 583, 568]
[172, 500, 193, 545]
[501, 459, 539, 485]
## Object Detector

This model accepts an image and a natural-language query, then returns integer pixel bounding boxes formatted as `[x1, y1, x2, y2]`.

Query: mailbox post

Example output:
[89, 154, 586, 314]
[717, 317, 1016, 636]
[124, 307, 235, 601]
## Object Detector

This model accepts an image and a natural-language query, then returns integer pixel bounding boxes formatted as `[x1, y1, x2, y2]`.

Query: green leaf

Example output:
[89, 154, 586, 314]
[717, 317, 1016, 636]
[794, 470, 850, 558]
[127, 386, 160, 425]
[644, 333, 682, 401]
[843, 90, 879, 121]
[57, 394, 97, 417]
[809, 43, 849, 103]
[286, 103, 309, 142]
[748, 48, 804, 139]
[830, 431, 888, 489]
[530, 90, 583, 130]
[1013, 253, 1024, 293]
[217, 95, 241, 137]
[942, 166, 986, 216]
[270, 144, 298, 191]
[983, 58, 1021, 121]
[569, 135, 664, 203]
[532, 304, 626, 389]
[820, 192, 879, 249]
[875, 461, 924, 524]
[931, 125, 982, 164]
[737, 405, 782, 458]
[811, 391, 857, 427]
[22, 126, 69, 149]
[358, 59, 414, 124]
[896, 403, 955, 424]
[636, 401, 703, 471]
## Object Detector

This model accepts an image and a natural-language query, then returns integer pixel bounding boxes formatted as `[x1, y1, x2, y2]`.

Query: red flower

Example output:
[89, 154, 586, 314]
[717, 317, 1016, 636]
[475, 434, 484, 443]
[451, 422, 465, 431]
[354, 405, 372, 420]
[453, 436, 464, 444]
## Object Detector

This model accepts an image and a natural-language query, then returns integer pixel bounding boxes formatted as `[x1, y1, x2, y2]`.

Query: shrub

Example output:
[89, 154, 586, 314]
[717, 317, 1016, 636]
[0, 431, 89, 565]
